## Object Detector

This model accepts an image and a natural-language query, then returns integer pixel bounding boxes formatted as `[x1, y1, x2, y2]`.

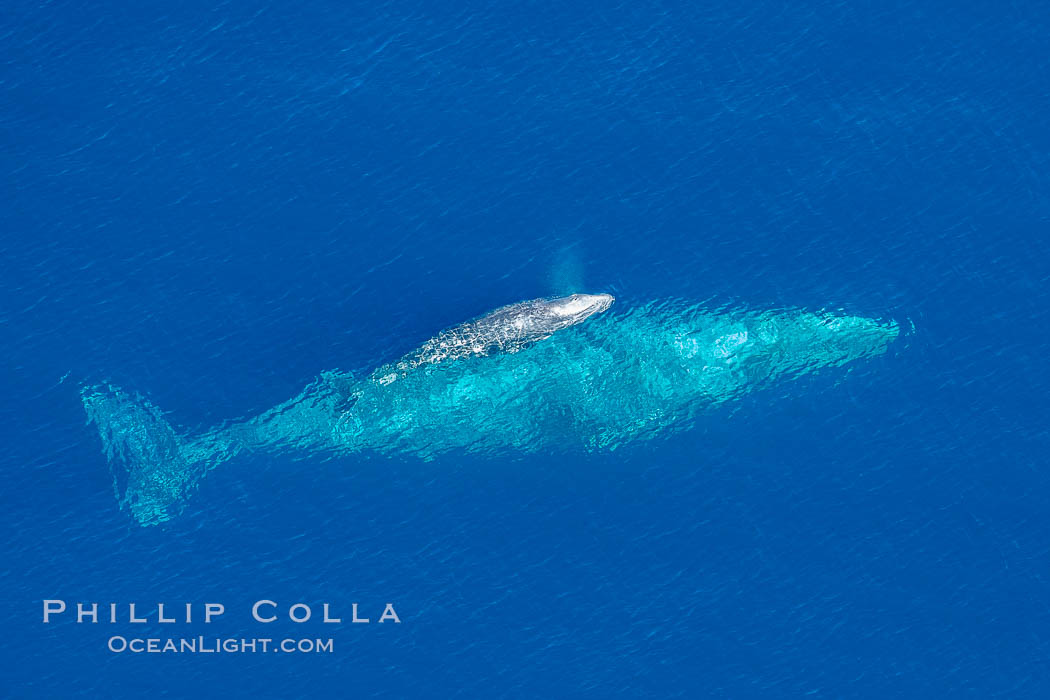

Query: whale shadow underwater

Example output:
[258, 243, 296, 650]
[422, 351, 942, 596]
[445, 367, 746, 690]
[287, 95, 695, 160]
[82, 295, 899, 526]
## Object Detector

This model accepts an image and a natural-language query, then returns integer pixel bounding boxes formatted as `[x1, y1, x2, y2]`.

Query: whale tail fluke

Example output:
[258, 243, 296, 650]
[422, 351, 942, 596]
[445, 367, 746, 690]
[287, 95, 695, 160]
[82, 384, 202, 526]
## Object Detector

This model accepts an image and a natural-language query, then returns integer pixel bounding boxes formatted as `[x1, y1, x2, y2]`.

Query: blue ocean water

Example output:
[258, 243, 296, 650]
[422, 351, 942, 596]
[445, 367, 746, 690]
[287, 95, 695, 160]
[3, 0, 1049, 696]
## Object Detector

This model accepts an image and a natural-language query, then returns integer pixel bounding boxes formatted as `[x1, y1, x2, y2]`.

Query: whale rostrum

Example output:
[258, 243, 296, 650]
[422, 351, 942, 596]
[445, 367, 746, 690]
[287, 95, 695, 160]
[82, 296, 899, 526]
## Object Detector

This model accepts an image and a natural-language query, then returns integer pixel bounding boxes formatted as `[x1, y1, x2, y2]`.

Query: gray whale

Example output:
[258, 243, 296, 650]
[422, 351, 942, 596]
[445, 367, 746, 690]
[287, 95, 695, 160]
[83, 297, 898, 526]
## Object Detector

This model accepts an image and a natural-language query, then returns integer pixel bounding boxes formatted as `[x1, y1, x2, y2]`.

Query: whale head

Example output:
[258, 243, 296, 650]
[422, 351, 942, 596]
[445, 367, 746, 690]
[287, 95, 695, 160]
[545, 293, 614, 327]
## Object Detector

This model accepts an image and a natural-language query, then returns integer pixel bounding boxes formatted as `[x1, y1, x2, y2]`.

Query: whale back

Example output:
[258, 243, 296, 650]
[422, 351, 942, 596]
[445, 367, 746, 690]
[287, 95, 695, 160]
[416, 299, 554, 362]
[375, 297, 599, 384]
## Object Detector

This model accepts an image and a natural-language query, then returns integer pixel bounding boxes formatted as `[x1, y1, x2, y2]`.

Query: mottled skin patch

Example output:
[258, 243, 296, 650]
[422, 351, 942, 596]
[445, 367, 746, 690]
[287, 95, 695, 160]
[376, 293, 614, 384]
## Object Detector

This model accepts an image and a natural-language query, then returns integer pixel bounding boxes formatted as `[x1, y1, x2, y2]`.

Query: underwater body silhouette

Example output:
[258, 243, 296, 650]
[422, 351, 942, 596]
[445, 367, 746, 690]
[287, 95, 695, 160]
[83, 296, 899, 526]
